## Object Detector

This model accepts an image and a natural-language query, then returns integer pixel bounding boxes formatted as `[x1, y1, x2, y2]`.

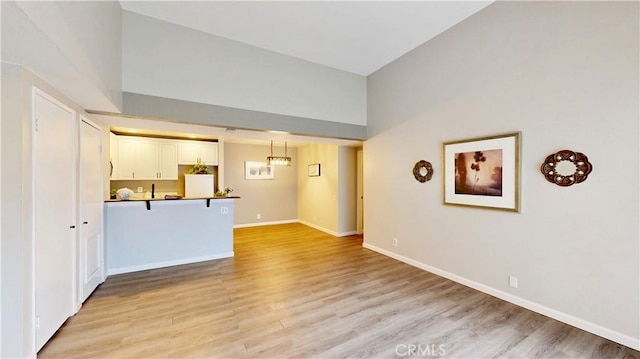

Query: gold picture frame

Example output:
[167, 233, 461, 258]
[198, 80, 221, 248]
[308, 163, 321, 177]
[442, 132, 521, 212]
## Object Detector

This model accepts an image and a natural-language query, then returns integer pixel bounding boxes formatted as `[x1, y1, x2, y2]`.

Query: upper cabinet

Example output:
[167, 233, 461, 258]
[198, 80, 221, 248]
[178, 140, 218, 166]
[158, 142, 179, 180]
[134, 139, 160, 179]
[116, 137, 136, 180]
[109, 132, 118, 179]
[110, 135, 218, 180]
[112, 135, 179, 180]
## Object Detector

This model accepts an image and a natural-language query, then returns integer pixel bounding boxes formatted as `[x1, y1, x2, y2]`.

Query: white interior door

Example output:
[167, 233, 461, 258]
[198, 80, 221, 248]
[79, 119, 104, 302]
[33, 89, 76, 351]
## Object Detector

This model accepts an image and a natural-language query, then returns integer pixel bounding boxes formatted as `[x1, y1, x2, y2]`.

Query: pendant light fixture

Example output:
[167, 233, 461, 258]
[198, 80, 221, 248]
[267, 140, 291, 166]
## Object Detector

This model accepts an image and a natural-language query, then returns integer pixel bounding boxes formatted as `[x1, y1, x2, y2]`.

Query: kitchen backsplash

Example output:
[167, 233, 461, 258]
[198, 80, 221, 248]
[110, 180, 180, 196]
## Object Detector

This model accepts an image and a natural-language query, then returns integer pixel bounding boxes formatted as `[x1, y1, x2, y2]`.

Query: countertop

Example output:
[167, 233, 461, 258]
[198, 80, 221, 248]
[105, 196, 240, 203]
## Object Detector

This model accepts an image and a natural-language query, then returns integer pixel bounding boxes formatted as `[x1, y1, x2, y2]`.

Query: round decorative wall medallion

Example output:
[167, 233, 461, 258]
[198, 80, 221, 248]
[540, 150, 592, 186]
[413, 160, 434, 183]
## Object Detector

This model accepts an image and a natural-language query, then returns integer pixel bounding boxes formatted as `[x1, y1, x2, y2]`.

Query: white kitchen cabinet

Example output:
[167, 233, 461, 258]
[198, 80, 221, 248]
[117, 137, 136, 180]
[178, 141, 199, 164]
[134, 139, 159, 179]
[114, 136, 178, 180]
[109, 132, 118, 179]
[178, 140, 218, 165]
[199, 143, 218, 165]
[158, 141, 178, 179]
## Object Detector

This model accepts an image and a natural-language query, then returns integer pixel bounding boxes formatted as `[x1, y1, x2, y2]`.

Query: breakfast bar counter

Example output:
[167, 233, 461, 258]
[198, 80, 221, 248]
[104, 196, 239, 275]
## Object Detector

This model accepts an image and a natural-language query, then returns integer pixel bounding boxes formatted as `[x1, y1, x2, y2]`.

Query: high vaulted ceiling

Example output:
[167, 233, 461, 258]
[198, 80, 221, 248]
[4, 1, 493, 146]
[120, 1, 492, 76]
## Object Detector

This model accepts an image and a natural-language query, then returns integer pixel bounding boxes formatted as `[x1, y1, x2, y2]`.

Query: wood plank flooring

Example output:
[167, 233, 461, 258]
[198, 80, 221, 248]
[39, 223, 638, 358]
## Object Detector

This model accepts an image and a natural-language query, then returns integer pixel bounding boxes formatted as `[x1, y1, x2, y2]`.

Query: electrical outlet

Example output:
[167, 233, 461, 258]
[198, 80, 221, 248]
[220, 207, 229, 214]
[256, 214, 261, 219]
[509, 275, 519, 288]
[137, 186, 143, 193]
[392, 238, 398, 247]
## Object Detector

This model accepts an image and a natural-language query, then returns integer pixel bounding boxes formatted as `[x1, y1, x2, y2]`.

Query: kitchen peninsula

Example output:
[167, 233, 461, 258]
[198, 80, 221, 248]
[105, 196, 239, 275]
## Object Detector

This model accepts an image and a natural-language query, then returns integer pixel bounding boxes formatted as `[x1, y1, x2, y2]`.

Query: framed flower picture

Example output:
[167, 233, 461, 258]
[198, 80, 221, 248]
[442, 132, 521, 212]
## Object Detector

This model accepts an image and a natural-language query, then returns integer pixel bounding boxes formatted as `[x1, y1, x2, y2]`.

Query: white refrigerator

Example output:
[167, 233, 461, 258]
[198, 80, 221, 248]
[184, 174, 215, 198]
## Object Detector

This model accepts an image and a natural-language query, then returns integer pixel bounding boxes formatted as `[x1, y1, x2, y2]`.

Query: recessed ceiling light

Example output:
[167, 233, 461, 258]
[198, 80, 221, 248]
[188, 134, 197, 138]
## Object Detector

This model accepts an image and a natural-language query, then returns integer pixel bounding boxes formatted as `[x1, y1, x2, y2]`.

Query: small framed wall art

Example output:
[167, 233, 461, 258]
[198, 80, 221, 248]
[245, 161, 274, 180]
[442, 132, 521, 212]
[308, 163, 321, 177]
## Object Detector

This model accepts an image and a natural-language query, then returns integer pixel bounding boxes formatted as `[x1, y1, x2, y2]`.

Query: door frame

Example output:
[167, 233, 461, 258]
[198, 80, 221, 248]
[356, 150, 364, 235]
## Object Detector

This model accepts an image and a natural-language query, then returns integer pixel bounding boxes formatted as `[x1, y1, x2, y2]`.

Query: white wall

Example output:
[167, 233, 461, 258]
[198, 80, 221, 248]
[1, 64, 109, 358]
[0, 66, 2, 359]
[298, 144, 339, 234]
[298, 144, 357, 236]
[105, 200, 234, 274]
[0, 21, 3, 355]
[122, 11, 367, 126]
[338, 146, 357, 234]
[1, 1, 122, 112]
[0, 64, 30, 359]
[224, 143, 298, 226]
[365, 1, 639, 349]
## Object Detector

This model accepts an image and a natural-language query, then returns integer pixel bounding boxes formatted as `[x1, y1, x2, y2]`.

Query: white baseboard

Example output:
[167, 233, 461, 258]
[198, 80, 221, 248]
[298, 220, 358, 237]
[362, 242, 640, 351]
[107, 252, 234, 276]
[234, 219, 298, 228]
[338, 230, 359, 237]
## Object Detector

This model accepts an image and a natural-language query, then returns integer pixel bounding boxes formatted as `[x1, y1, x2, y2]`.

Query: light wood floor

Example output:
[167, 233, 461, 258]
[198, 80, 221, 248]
[39, 223, 638, 358]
